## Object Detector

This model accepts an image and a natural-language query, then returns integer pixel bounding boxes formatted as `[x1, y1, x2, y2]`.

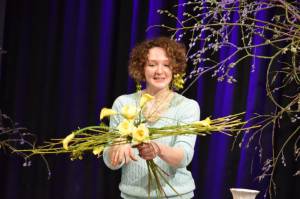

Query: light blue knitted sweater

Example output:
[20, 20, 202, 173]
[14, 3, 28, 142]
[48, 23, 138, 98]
[103, 92, 200, 199]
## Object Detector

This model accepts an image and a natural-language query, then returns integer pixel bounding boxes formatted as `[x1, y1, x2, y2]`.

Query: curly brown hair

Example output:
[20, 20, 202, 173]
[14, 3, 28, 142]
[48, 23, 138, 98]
[128, 37, 187, 82]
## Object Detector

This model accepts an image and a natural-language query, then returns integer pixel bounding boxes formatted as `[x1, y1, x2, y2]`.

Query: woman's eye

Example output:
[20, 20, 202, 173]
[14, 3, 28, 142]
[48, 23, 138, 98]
[164, 64, 170, 67]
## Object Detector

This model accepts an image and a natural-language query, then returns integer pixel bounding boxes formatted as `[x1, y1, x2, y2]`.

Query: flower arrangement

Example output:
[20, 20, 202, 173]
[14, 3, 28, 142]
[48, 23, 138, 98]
[17, 93, 257, 198]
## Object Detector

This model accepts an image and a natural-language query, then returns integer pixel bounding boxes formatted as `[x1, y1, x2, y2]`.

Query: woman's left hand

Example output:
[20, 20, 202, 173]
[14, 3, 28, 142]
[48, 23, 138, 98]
[136, 141, 161, 160]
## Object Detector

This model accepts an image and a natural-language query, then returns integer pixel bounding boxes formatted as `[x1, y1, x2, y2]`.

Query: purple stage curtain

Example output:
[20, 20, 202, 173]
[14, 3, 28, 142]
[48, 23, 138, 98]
[0, 1, 298, 199]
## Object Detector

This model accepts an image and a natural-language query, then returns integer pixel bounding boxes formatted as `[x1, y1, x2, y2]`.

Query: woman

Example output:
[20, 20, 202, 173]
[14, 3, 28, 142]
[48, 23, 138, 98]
[103, 37, 200, 199]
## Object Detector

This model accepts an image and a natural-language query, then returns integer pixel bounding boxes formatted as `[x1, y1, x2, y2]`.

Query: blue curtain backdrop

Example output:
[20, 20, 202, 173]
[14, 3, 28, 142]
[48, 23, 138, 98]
[0, 1, 299, 199]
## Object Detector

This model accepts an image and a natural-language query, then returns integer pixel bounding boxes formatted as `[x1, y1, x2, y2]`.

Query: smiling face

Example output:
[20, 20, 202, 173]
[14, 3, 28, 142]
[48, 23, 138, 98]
[144, 47, 173, 94]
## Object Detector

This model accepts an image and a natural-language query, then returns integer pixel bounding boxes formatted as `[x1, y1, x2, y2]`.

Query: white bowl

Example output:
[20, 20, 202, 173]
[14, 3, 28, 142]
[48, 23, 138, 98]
[230, 188, 260, 199]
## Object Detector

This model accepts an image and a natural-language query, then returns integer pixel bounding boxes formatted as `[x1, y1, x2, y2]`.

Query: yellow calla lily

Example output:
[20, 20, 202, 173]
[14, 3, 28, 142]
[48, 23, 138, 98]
[132, 123, 149, 144]
[193, 117, 212, 128]
[100, 108, 117, 120]
[121, 105, 138, 120]
[117, 119, 136, 136]
[62, 133, 75, 150]
[92, 146, 104, 157]
[140, 93, 154, 108]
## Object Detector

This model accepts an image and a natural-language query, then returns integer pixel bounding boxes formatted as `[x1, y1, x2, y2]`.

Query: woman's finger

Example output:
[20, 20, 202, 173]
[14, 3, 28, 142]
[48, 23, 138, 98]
[124, 149, 132, 164]
[112, 150, 119, 166]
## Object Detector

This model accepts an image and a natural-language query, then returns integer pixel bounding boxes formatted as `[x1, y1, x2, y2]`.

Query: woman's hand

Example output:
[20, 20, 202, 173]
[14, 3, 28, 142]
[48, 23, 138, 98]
[109, 144, 137, 167]
[137, 141, 185, 168]
[136, 141, 161, 160]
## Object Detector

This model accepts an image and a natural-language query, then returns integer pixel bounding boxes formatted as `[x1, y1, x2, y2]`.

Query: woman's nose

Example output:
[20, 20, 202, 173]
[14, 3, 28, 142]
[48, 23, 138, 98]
[155, 65, 163, 73]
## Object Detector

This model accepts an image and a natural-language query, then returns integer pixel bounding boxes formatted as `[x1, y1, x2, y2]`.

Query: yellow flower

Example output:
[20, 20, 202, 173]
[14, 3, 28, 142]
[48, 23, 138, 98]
[121, 105, 138, 120]
[132, 123, 149, 144]
[291, 46, 297, 53]
[140, 93, 154, 108]
[71, 150, 83, 160]
[193, 117, 212, 128]
[172, 73, 185, 90]
[117, 119, 136, 136]
[100, 108, 117, 120]
[62, 133, 75, 150]
[92, 146, 104, 157]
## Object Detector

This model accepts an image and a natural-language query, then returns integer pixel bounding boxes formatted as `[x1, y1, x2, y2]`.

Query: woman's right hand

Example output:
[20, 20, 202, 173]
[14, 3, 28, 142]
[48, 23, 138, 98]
[109, 144, 137, 167]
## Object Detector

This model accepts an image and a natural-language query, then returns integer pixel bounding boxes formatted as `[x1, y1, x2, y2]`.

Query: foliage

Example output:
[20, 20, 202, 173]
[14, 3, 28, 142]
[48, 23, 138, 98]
[17, 93, 256, 198]
[150, 0, 300, 197]
[0, 110, 50, 176]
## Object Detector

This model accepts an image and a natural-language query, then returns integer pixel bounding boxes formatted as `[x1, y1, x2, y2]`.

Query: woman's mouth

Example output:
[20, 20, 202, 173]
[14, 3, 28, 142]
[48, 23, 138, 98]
[153, 77, 165, 81]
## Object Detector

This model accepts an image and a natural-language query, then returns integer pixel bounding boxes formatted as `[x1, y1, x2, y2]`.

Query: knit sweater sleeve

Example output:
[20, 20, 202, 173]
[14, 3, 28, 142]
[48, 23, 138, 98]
[173, 99, 200, 168]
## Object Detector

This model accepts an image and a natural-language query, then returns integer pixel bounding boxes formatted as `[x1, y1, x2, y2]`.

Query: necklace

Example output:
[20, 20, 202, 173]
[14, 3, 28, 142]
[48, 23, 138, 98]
[142, 89, 174, 123]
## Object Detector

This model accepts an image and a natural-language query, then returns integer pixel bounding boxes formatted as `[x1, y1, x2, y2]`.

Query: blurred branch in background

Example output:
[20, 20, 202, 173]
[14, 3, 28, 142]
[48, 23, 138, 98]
[0, 110, 50, 177]
[150, 0, 299, 197]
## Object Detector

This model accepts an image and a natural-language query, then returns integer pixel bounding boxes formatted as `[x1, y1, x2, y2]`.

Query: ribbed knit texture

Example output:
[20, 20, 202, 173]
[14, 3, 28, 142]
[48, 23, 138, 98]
[103, 92, 200, 199]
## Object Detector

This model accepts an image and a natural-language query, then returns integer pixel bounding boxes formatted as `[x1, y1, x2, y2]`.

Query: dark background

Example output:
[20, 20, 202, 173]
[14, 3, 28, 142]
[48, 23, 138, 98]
[0, 1, 299, 199]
